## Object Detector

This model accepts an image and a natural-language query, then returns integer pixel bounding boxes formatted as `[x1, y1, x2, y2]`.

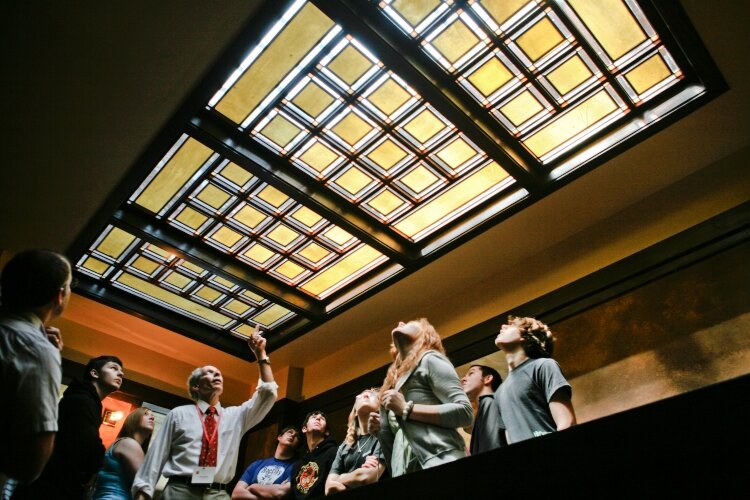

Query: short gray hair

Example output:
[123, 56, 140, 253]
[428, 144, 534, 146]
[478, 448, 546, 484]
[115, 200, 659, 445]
[187, 367, 204, 400]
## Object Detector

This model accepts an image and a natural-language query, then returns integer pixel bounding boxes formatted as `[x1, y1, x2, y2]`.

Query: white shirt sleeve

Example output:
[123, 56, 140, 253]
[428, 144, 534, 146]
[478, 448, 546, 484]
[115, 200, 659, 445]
[132, 409, 175, 498]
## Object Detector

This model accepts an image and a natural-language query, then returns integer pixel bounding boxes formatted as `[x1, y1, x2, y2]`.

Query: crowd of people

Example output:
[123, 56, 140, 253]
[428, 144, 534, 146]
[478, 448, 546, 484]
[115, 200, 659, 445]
[0, 249, 577, 499]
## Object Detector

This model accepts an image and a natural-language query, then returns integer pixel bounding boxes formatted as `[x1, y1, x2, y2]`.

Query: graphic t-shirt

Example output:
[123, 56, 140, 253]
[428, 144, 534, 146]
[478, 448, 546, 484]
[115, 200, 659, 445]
[239, 456, 297, 485]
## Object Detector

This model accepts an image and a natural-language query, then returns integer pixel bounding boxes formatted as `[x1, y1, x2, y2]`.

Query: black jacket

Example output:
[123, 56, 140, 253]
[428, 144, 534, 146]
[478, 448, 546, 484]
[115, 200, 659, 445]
[290, 436, 338, 499]
[13, 379, 104, 500]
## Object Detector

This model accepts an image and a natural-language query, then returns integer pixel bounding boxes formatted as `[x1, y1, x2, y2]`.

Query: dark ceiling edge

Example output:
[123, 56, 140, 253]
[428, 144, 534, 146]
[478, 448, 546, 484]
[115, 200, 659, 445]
[299, 199, 750, 412]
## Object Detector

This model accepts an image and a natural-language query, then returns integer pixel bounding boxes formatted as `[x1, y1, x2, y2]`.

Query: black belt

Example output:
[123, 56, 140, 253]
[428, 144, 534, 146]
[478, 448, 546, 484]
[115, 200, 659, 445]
[168, 475, 229, 491]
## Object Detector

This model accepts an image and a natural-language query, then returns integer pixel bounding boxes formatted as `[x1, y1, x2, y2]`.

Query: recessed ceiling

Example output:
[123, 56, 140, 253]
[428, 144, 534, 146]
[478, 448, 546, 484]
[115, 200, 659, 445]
[66, 0, 725, 357]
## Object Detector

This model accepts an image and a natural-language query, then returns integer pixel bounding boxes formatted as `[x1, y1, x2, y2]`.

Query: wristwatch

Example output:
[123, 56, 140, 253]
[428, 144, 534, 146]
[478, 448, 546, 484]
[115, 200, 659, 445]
[258, 357, 271, 365]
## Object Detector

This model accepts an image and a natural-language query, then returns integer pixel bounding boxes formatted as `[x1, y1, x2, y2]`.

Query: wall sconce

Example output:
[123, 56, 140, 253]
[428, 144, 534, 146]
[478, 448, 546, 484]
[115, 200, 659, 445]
[102, 409, 125, 427]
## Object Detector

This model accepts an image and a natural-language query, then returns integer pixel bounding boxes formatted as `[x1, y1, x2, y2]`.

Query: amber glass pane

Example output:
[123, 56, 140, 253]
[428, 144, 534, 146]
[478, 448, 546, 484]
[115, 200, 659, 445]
[401, 165, 440, 194]
[547, 55, 592, 95]
[331, 112, 374, 145]
[479, 0, 533, 27]
[328, 45, 373, 86]
[266, 225, 300, 246]
[568, 0, 646, 61]
[367, 190, 405, 216]
[224, 299, 251, 315]
[403, 109, 445, 144]
[500, 90, 544, 126]
[164, 272, 192, 289]
[436, 137, 476, 168]
[302, 245, 383, 297]
[181, 261, 205, 275]
[215, 3, 335, 123]
[242, 290, 264, 302]
[323, 226, 353, 246]
[432, 19, 481, 65]
[82, 256, 110, 275]
[131, 256, 160, 275]
[367, 78, 411, 116]
[252, 304, 292, 326]
[334, 167, 373, 195]
[259, 114, 302, 148]
[394, 161, 509, 238]
[257, 185, 289, 208]
[209, 226, 243, 247]
[625, 53, 671, 94]
[195, 285, 222, 302]
[233, 324, 257, 337]
[524, 90, 617, 157]
[516, 17, 564, 62]
[135, 138, 213, 213]
[291, 206, 323, 228]
[243, 244, 276, 265]
[196, 184, 231, 210]
[232, 205, 267, 230]
[391, 0, 441, 27]
[97, 227, 136, 259]
[298, 242, 330, 263]
[467, 57, 513, 97]
[146, 245, 171, 259]
[299, 141, 341, 172]
[117, 273, 231, 326]
[275, 261, 306, 280]
[212, 276, 235, 289]
[219, 162, 252, 187]
[176, 206, 209, 230]
[292, 81, 336, 118]
[366, 139, 408, 171]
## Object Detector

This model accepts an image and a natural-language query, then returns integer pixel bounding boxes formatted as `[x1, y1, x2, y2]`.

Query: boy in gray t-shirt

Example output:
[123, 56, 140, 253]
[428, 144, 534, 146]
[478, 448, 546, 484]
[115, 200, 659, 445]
[494, 316, 576, 444]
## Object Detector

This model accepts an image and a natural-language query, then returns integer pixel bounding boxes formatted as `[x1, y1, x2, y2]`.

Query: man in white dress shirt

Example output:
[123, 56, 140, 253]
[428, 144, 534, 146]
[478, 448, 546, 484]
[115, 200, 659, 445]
[133, 328, 277, 500]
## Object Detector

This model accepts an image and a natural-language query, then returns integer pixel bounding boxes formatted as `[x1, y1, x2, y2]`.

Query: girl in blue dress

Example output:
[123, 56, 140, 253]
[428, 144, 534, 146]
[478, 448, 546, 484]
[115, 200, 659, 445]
[92, 407, 154, 499]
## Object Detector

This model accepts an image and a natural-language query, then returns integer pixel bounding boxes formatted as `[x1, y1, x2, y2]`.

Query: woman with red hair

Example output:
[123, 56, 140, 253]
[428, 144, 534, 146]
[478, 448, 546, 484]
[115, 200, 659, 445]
[369, 318, 473, 477]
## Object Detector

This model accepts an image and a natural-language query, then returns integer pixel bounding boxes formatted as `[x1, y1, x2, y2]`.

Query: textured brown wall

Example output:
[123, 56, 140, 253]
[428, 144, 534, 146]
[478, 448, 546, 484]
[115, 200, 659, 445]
[552, 240, 750, 422]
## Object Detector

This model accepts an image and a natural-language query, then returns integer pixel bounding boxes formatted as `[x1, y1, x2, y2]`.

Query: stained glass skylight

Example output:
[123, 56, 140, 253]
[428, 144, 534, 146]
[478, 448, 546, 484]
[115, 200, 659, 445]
[70, 0, 723, 354]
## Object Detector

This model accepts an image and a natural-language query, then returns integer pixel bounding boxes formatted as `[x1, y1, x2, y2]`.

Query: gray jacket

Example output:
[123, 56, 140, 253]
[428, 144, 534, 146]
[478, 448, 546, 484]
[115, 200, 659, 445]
[379, 350, 473, 470]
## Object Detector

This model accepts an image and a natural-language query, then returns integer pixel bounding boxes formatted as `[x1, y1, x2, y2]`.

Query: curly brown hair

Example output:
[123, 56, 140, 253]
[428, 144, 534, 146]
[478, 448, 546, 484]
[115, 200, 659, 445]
[508, 315, 555, 358]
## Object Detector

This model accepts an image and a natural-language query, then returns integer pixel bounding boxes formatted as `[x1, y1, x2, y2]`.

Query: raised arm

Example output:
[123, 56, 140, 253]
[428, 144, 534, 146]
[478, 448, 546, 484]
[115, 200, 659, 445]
[248, 326, 273, 384]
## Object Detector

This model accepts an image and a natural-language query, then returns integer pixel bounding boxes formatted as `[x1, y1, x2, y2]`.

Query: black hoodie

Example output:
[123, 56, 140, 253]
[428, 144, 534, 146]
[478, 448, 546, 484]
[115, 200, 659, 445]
[290, 436, 338, 499]
[13, 379, 104, 500]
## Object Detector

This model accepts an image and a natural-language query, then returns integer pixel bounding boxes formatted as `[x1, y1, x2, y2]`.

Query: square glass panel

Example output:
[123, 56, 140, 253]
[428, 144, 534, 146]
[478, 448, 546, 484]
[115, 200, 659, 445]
[290, 78, 338, 120]
[241, 243, 278, 267]
[217, 162, 253, 188]
[331, 166, 376, 197]
[96, 227, 137, 260]
[213, 2, 336, 125]
[394, 161, 510, 239]
[326, 42, 376, 87]
[301, 245, 385, 298]
[624, 52, 672, 95]
[251, 304, 293, 328]
[567, 0, 647, 62]
[401, 108, 448, 146]
[430, 17, 483, 67]
[133, 137, 214, 214]
[515, 16, 565, 63]
[81, 256, 111, 276]
[390, 0, 443, 28]
[364, 137, 411, 172]
[230, 204, 270, 232]
[290, 206, 324, 230]
[364, 76, 414, 118]
[174, 206, 210, 231]
[296, 139, 345, 175]
[257, 113, 305, 149]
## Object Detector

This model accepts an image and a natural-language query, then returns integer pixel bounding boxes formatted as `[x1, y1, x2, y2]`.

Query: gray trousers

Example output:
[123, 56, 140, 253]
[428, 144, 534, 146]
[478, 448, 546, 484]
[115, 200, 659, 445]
[160, 481, 230, 500]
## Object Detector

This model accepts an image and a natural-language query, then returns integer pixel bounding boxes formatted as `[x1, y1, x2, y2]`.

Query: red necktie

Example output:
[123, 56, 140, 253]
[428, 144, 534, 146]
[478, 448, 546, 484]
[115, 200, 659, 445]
[199, 406, 218, 467]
